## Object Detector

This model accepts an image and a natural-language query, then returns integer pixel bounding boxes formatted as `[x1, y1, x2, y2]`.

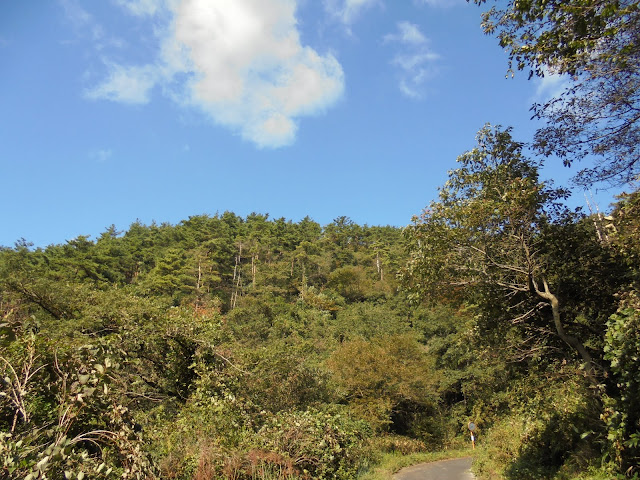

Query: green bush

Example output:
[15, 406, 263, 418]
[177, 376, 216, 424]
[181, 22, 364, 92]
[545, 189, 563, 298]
[367, 435, 427, 455]
[603, 293, 640, 474]
[0, 335, 154, 480]
[473, 372, 602, 480]
[256, 408, 372, 479]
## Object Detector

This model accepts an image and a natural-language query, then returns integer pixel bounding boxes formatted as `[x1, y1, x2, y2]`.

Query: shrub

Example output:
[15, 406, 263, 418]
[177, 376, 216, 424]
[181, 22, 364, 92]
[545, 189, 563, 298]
[603, 293, 640, 474]
[368, 435, 427, 455]
[473, 372, 601, 480]
[256, 408, 372, 479]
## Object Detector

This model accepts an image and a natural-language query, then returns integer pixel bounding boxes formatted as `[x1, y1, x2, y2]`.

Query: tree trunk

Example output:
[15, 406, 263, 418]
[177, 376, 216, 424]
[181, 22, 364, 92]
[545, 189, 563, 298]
[535, 278, 598, 385]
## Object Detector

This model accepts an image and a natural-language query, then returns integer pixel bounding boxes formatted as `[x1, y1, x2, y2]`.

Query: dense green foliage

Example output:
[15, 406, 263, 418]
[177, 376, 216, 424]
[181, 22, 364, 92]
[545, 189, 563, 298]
[404, 125, 640, 479]
[463, 2, 640, 467]
[2, 182, 638, 479]
[1, 214, 481, 479]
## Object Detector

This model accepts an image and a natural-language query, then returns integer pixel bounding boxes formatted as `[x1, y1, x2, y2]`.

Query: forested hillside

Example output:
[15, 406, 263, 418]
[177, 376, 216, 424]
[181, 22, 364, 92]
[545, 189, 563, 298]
[2, 172, 640, 480]
[0, 213, 468, 479]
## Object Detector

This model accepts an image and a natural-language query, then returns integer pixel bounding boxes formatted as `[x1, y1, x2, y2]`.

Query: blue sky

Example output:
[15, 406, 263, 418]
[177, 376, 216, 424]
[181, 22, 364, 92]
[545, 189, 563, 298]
[0, 0, 617, 247]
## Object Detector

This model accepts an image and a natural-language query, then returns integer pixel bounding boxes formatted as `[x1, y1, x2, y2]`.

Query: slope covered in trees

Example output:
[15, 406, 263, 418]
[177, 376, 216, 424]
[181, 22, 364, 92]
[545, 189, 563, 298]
[2, 188, 639, 479]
[0, 214, 475, 479]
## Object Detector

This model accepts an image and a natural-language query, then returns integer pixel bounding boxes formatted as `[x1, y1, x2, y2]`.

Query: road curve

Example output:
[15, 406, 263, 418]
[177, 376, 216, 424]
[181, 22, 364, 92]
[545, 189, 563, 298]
[393, 457, 475, 480]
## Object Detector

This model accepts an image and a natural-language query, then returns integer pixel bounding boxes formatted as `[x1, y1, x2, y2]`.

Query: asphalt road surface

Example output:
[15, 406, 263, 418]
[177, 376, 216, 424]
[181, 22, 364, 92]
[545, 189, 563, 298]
[393, 457, 475, 480]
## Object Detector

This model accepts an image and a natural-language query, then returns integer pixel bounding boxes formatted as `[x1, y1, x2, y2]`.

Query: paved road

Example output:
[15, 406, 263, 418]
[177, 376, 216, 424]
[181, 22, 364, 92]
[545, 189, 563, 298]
[393, 457, 475, 480]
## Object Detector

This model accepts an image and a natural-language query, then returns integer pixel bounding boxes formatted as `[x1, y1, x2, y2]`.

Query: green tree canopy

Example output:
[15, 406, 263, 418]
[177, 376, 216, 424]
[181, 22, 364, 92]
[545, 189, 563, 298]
[473, 0, 640, 185]
[404, 125, 624, 382]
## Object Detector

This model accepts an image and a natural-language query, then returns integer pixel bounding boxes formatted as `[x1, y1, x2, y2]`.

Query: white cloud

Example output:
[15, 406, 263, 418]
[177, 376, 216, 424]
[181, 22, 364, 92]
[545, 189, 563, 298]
[324, 0, 380, 24]
[323, 0, 461, 24]
[385, 22, 439, 99]
[85, 64, 158, 104]
[87, 0, 345, 148]
[414, 0, 465, 7]
[60, 0, 106, 41]
[60, 0, 126, 51]
[90, 149, 113, 163]
[393, 51, 439, 71]
[534, 68, 571, 101]
[60, 0, 92, 28]
[114, 0, 163, 17]
[384, 21, 427, 45]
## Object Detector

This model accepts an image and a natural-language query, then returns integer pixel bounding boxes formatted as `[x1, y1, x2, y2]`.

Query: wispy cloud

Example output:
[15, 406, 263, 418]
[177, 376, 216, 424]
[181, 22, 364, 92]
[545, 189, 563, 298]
[82, 0, 345, 148]
[323, 0, 460, 26]
[59, 0, 125, 50]
[90, 148, 113, 163]
[414, 0, 466, 7]
[384, 21, 439, 99]
[114, 0, 163, 17]
[324, 0, 381, 24]
[534, 68, 571, 101]
[59, 0, 92, 28]
[85, 63, 158, 104]
[384, 22, 427, 45]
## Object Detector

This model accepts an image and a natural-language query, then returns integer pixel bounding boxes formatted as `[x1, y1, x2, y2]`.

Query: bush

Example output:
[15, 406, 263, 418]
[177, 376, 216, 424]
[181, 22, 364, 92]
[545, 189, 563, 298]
[473, 372, 602, 480]
[368, 435, 427, 455]
[603, 293, 640, 474]
[0, 336, 154, 480]
[256, 408, 372, 479]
